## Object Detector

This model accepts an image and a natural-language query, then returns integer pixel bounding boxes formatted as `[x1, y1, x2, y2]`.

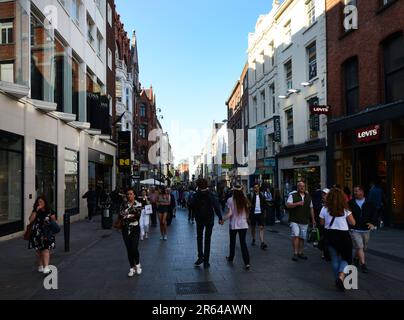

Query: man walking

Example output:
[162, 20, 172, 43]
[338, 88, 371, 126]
[348, 185, 378, 273]
[189, 179, 223, 269]
[248, 184, 269, 250]
[286, 181, 316, 261]
[83, 186, 97, 221]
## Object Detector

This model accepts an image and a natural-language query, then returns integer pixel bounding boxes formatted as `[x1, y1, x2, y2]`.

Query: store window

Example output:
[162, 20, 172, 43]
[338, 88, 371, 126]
[334, 149, 353, 192]
[0, 131, 23, 236]
[65, 149, 79, 215]
[36, 141, 57, 213]
[391, 117, 404, 140]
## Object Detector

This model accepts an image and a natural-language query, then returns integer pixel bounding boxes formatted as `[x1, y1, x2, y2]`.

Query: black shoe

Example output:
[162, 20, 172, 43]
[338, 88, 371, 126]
[361, 264, 369, 273]
[298, 253, 308, 260]
[251, 239, 256, 246]
[203, 262, 210, 269]
[244, 264, 251, 270]
[336, 278, 346, 292]
[226, 256, 233, 262]
[194, 258, 204, 266]
[292, 254, 299, 262]
[260, 242, 268, 250]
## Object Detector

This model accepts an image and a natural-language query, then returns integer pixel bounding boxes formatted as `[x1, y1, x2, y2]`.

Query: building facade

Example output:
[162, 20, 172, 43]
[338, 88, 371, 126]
[326, 0, 404, 226]
[0, 0, 116, 239]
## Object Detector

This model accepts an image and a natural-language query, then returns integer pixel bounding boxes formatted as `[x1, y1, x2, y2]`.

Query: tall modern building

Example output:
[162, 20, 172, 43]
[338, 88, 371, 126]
[0, 0, 116, 239]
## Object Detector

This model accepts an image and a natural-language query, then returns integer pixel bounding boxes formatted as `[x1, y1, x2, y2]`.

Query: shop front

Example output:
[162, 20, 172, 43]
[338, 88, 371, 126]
[327, 101, 404, 227]
[277, 139, 327, 199]
[88, 148, 113, 193]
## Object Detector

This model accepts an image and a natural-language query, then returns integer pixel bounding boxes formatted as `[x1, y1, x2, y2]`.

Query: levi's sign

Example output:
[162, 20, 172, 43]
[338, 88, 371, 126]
[356, 125, 381, 143]
[310, 105, 330, 115]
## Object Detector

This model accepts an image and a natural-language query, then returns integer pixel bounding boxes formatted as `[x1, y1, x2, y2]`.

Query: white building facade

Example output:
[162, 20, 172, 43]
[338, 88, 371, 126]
[0, 0, 116, 240]
[248, 0, 328, 195]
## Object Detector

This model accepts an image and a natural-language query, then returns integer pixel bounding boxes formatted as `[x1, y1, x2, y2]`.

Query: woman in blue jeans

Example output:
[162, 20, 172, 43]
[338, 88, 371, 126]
[319, 188, 356, 291]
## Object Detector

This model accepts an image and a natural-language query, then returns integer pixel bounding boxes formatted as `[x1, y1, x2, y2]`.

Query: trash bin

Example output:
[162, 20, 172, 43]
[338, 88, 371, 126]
[101, 198, 113, 229]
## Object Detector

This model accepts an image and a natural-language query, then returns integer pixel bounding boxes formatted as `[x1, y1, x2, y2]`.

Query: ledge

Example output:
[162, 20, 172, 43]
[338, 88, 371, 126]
[86, 128, 102, 136]
[69, 121, 91, 130]
[0, 81, 30, 99]
[27, 98, 57, 112]
[50, 111, 77, 123]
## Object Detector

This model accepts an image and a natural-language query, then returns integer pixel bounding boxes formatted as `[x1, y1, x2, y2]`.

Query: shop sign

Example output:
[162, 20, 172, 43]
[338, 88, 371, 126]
[310, 105, 331, 115]
[355, 125, 381, 143]
[118, 131, 131, 173]
[264, 158, 276, 167]
[293, 155, 319, 165]
[256, 126, 265, 150]
[273, 116, 281, 142]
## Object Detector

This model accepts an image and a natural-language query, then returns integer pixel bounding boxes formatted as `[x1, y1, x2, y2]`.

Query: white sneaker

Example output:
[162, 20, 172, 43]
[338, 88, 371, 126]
[140, 235, 144, 241]
[128, 268, 135, 277]
[145, 233, 149, 239]
[38, 266, 44, 273]
[163, 235, 168, 241]
[43, 266, 51, 274]
[135, 264, 142, 275]
[160, 235, 164, 240]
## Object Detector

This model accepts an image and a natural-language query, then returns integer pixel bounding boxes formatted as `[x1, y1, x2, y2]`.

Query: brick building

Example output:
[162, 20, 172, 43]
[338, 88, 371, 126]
[326, 0, 404, 226]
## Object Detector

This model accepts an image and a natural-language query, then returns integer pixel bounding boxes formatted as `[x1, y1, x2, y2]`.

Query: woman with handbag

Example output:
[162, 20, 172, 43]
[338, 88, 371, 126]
[28, 196, 58, 274]
[138, 189, 151, 241]
[319, 188, 356, 291]
[157, 187, 171, 241]
[119, 188, 143, 277]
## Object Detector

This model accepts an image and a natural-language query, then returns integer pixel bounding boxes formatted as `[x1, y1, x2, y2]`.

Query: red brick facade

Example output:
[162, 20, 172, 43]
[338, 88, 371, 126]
[0, 1, 16, 73]
[326, 0, 404, 118]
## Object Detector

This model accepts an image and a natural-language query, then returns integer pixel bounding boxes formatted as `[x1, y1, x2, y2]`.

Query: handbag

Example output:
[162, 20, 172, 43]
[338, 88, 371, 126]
[144, 204, 153, 215]
[113, 216, 124, 230]
[23, 223, 33, 241]
[49, 220, 61, 234]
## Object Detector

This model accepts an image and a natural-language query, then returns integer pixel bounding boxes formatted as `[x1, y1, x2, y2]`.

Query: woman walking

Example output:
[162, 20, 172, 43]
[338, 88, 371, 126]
[223, 186, 251, 270]
[319, 188, 356, 291]
[138, 189, 151, 241]
[119, 188, 142, 277]
[157, 187, 171, 240]
[28, 196, 57, 274]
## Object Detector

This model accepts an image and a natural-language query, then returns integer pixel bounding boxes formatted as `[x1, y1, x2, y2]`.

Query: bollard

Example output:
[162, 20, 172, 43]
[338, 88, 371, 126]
[63, 213, 70, 252]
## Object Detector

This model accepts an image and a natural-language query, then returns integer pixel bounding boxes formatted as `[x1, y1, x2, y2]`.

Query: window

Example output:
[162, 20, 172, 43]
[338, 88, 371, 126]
[107, 3, 112, 26]
[380, 0, 394, 8]
[36, 141, 57, 212]
[286, 109, 294, 144]
[383, 34, 404, 103]
[108, 48, 112, 70]
[284, 21, 292, 45]
[54, 38, 66, 112]
[306, 0, 316, 26]
[72, 56, 80, 119]
[116, 80, 122, 102]
[308, 97, 319, 139]
[253, 60, 257, 83]
[65, 149, 79, 215]
[270, 84, 275, 114]
[270, 41, 275, 66]
[96, 31, 102, 57]
[261, 51, 265, 75]
[139, 125, 147, 139]
[0, 20, 13, 44]
[140, 104, 146, 117]
[343, 57, 359, 115]
[307, 41, 317, 80]
[87, 16, 95, 46]
[253, 96, 258, 123]
[285, 60, 293, 90]
[0, 63, 14, 82]
[261, 90, 266, 119]
[71, 0, 80, 25]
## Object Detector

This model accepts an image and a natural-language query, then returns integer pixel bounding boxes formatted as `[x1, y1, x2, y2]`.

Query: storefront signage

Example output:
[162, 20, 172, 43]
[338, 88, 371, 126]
[273, 116, 281, 142]
[264, 158, 276, 167]
[310, 105, 330, 115]
[355, 125, 381, 143]
[256, 126, 265, 150]
[118, 131, 131, 173]
[293, 155, 319, 165]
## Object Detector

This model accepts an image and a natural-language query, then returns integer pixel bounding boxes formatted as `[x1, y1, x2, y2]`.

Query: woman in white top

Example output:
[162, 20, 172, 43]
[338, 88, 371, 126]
[319, 188, 356, 291]
[223, 186, 250, 270]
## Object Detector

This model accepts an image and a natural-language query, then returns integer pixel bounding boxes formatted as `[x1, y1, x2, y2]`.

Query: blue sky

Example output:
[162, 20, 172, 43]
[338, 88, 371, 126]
[115, 0, 273, 165]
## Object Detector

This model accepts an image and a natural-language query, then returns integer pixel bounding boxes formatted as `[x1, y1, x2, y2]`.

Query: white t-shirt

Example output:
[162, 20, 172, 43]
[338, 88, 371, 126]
[319, 207, 352, 231]
[287, 193, 314, 208]
[254, 194, 262, 214]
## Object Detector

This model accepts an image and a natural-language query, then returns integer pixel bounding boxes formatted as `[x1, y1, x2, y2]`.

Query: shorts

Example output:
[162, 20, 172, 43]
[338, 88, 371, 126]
[250, 214, 265, 227]
[158, 206, 169, 214]
[290, 222, 308, 240]
[350, 230, 370, 250]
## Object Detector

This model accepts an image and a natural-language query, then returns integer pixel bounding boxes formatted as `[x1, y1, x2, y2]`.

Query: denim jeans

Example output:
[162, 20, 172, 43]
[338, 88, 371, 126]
[328, 245, 348, 280]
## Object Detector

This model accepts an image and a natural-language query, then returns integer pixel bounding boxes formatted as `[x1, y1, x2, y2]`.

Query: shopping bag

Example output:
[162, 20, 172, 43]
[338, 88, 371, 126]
[144, 204, 153, 215]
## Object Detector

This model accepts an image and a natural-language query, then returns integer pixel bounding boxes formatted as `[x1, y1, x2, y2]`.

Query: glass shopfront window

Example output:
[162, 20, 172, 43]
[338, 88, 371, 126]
[334, 149, 353, 192]
[0, 130, 23, 236]
[65, 149, 79, 215]
[36, 141, 57, 213]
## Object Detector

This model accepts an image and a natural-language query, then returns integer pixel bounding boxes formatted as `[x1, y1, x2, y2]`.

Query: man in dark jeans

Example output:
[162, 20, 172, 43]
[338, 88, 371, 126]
[82, 186, 97, 221]
[190, 179, 223, 269]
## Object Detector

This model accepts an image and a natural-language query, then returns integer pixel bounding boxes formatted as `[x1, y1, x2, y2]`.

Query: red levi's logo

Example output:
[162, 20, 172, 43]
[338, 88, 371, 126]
[355, 125, 381, 143]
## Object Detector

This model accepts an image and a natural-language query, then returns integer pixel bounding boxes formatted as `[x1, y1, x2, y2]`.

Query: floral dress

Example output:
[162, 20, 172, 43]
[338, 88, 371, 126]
[29, 210, 56, 251]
